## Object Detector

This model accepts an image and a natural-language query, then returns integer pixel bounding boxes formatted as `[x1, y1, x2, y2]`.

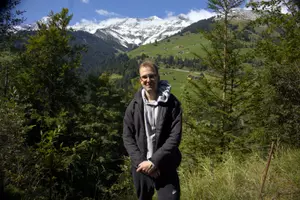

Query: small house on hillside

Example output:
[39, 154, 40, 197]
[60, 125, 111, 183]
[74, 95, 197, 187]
[187, 73, 204, 80]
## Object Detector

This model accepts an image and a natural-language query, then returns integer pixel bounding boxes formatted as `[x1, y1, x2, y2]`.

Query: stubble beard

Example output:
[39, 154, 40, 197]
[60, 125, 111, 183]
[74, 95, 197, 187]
[144, 85, 157, 100]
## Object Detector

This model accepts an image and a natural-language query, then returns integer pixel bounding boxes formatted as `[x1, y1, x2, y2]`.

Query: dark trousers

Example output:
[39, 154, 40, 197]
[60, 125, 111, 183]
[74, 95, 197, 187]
[132, 167, 180, 200]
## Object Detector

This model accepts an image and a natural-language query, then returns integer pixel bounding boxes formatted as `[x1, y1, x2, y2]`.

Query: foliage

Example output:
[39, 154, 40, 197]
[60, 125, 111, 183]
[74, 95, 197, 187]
[1, 8, 128, 199]
[0, 0, 24, 98]
[0, 98, 28, 199]
[180, 1, 300, 198]
[94, 53, 139, 90]
[0, 0, 24, 47]
[1, 0, 300, 199]
[180, 0, 258, 165]
[16, 8, 84, 116]
[109, 156, 136, 200]
[179, 148, 300, 200]
[248, 0, 300, 147]
[0, 51, 18, 97]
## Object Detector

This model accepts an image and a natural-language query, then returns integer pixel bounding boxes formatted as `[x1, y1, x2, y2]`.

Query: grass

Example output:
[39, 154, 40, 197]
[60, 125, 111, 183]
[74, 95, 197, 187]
[179, 148, 300, 200]
[127, 19, 256, 60]
[112, 148, 300, 200]
[128, 32, 211, 59]
[159, 67, 202, 100]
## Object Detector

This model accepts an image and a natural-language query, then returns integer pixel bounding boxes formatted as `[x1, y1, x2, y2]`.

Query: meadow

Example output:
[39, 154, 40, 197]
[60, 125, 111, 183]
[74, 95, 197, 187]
[128, 33, 211, 59]
[158, 67, 203, 99]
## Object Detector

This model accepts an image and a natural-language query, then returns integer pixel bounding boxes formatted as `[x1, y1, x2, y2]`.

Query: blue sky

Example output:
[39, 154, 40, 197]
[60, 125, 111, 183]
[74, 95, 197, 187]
[17, 0, 214, 25]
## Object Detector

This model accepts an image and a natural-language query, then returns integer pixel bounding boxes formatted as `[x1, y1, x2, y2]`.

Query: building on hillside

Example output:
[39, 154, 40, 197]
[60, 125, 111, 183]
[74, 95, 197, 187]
[187, 73, 204, 80]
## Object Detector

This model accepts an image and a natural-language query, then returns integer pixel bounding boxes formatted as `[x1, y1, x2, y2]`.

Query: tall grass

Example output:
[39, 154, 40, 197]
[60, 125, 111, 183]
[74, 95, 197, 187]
[179, 148, 300, 200]
[112, 149, 300, 200]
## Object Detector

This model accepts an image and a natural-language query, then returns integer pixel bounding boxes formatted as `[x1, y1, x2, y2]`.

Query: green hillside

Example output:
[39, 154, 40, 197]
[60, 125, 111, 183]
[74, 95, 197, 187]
[159, 68, 203, 99]
[127, 18, 257, 60]
[128, 32, 211, 59]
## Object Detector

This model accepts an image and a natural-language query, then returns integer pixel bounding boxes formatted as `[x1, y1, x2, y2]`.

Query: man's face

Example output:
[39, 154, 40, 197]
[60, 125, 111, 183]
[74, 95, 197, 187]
[139, 66, 158, 93]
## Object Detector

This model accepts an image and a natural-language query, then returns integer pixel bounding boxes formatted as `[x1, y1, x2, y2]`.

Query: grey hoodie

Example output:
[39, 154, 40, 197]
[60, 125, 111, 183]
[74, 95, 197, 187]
[141, 80, 171, 159]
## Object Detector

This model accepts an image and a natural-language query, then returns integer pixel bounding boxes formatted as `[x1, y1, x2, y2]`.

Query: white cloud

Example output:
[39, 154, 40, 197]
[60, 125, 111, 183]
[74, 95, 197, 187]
[95, 9, 120, 17]
[165, 10, 175, 17]
[74, 8, 217, 28]
[184, 9, 216, 22]
[80, 0, 89, 3]
[79, 18, 97, 23]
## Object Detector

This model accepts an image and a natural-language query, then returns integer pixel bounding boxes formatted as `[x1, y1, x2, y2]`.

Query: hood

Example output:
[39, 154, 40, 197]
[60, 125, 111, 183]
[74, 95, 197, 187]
[157, 80, 171, 103]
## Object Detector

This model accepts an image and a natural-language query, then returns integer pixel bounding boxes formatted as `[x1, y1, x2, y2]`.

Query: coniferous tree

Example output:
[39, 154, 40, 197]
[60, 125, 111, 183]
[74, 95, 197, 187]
[16, 8, 84, 117]
[0, 0, 24, 45]
[249, 0, 300, 147]
[181, 0, 258, 167]
[0, 0, 24, 97]
[2, 8, 130, 199]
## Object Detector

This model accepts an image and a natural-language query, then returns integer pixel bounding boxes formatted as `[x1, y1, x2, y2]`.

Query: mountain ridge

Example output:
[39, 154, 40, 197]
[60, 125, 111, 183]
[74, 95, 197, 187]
[15, 12, 216, 50]
[15, 8, 257, 53]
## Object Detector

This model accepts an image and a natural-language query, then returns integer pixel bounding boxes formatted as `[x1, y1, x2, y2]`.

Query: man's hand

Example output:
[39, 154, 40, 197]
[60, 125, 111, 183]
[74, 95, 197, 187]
[136, 160, 155, 174]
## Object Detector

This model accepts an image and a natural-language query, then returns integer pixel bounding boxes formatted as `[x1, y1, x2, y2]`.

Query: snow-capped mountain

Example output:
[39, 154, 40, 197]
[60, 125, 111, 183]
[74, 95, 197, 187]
[14, 16, 50, 32]
[15, 11, 215, 50]
[15, 8, 257, 50]
[71, 14, 205, 48]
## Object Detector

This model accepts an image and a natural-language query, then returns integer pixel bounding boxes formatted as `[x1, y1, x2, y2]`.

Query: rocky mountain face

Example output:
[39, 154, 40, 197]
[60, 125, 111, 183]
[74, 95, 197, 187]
[15, 9, 257, 51]
[13, 9, 258, 76]
[71, 15, 201, 50]
[16, 14, 213, 51]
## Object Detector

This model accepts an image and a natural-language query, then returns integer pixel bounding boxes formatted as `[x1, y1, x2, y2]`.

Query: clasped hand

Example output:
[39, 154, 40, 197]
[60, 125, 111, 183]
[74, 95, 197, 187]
[136, 160, 160, 178]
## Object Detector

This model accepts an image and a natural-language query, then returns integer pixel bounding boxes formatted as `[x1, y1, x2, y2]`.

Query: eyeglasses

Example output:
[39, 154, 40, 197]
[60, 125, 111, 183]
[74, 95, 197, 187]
[140, 74, 157, 81]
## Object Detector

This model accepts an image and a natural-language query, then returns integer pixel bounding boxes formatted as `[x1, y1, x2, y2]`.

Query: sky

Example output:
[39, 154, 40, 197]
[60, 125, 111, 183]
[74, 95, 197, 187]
[16, 0, 226, 25]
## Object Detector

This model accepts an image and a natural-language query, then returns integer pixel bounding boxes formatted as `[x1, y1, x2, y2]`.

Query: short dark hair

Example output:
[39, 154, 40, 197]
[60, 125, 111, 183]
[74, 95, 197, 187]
[139, 60, 159, 75]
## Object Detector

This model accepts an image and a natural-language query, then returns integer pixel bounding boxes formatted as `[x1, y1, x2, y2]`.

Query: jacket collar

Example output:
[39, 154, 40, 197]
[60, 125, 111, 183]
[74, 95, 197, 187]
[133, 88, 143, 105]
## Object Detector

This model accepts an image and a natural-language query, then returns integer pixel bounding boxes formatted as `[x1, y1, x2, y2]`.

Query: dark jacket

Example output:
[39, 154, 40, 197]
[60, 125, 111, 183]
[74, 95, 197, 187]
[123, 89, 182, 171]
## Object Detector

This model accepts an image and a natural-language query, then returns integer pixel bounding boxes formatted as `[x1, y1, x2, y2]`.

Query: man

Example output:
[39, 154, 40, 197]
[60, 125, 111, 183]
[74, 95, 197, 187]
[123, 60, 182, 200]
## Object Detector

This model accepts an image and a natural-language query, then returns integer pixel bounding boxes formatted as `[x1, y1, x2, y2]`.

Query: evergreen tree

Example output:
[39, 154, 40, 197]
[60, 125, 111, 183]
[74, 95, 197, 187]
[17, 8, 84, 117]
[0, 0, 24, 46]
[249, 0, 300, 147]
[0, 0, 24, 97]
[2, 8, 129, 199]
[181, 0, 258, 167]
[72, 73, 127, 198]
